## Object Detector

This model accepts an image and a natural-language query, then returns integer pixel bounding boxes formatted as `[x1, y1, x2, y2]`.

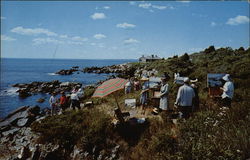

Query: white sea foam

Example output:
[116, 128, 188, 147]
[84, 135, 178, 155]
[48, 73, 58, 76]
[0, 87, 18, 96]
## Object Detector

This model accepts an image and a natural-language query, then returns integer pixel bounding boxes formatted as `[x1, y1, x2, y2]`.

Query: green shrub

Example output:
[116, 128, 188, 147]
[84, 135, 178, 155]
[31, 109, 113, 152]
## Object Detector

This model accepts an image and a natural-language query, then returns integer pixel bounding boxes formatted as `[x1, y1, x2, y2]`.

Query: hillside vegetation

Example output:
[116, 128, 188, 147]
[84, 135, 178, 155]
[31, 46, 250, 159]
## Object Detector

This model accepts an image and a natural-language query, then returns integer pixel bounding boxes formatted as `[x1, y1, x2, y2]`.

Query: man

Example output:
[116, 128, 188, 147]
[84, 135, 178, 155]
[70, 89, 81, 110]
[49, 92, 57, 116]
[220, 74, 234, 107]
[175, 78, 195, 119]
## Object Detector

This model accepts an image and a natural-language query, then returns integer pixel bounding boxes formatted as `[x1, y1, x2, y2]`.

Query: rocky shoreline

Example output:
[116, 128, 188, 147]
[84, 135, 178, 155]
[0, 63, 135, 160]
[0, 105, 121, 160]
[12, 80, 82, 98]
[55, 63, 133, 76]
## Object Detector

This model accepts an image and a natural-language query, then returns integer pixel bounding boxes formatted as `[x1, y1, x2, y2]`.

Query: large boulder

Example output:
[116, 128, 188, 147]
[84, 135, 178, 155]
[18, 89, 31, 98]
[0, 106, 40, 130]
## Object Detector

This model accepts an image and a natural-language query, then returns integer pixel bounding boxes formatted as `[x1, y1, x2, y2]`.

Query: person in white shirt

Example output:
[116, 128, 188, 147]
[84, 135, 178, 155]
[49, 92, 57, 116]
[175, 78, 195, 118]
[125, 79, 132, 94]
[220, 74, 234, 107]
[71, 89, 80, 110]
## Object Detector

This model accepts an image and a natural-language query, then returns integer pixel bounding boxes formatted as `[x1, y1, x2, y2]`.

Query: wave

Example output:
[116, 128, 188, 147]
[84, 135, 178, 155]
[0, 87, 18, 96]
[48, 73, 58, 76]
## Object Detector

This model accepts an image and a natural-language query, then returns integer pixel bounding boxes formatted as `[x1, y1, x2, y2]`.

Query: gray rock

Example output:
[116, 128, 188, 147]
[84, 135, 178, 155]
[0, 108, 29, 128]
[60, 82, 70, 87]
[36, 98, 45, 103]
[4, 106, 29, 120]
[17, 118, 29, 127]
[2, 128, 20, 137]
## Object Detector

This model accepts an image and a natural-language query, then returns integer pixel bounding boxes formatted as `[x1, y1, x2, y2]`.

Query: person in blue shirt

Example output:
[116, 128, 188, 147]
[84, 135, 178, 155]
[175, 78, 195, 119]
[140, 77, 149, 114]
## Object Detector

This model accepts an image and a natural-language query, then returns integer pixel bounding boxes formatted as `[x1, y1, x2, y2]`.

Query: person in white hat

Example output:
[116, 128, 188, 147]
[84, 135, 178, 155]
[220, 74, 234, 107]
[175, 77, 195, 118]
[159, 75, 170, 111]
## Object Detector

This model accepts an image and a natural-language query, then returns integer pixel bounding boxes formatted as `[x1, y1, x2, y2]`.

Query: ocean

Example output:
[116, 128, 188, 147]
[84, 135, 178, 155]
[0, 58, 135, 118]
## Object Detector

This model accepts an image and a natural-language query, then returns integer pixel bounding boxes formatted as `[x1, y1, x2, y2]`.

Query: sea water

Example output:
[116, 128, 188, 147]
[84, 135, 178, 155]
[0, 58, 135, 118]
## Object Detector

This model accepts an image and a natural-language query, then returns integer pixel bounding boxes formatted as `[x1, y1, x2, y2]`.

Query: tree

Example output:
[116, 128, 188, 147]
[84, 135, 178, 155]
[204, 45, 215, 54]
[180, 53, 190, 61]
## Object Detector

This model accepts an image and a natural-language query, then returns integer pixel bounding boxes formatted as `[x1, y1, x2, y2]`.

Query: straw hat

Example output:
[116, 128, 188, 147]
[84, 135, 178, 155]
[141, 76, 149, 81]
[190, 78, 198, 83]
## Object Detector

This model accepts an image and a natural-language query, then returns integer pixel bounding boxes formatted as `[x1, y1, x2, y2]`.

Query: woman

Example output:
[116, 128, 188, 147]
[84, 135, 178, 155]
[140, 77, 149, 114]
[59, 91, 67, 112]
[159, 76, 169, 111]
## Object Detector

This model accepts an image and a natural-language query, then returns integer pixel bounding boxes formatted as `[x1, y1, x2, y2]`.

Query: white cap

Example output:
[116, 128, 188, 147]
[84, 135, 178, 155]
[184, 77, 190, 83]
[222, 74, 230, 81]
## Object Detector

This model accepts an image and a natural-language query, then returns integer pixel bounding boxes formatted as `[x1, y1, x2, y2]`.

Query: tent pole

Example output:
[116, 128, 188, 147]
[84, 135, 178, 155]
[113, 93, 120, 109]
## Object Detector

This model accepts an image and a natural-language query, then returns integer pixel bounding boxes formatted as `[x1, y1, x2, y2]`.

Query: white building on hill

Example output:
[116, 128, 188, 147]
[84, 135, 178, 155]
[139, 55, 161, 62]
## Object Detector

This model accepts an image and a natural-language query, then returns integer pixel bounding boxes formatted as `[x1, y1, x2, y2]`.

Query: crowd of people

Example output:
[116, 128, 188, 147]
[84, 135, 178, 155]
[49, 86, 83, 116]
[124, 73, 234, 119]
[48, 73, 234, 119]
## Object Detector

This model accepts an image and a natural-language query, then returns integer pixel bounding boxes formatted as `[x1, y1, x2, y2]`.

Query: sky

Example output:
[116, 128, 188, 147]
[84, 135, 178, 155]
[1, 1, 249, 59]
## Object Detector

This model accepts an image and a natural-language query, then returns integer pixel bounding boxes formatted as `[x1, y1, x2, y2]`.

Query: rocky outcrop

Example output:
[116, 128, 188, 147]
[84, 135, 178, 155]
[37, 98, 45, 103]
[55, 66, 79, 75]
[0, 106, 41, 131]
[12, 80, 82, 98]
[83, 63, 130, 74]
[83, 63, 137, 79]
[56, 69, 75, 75]
[0, 105, 123, 160]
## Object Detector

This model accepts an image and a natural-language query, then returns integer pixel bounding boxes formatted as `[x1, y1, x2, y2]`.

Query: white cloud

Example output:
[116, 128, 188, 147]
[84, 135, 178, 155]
[93, 34, 106, 39]
[211, 22, 217, 27]
[152, 5, 167, 10]
[103, 6, 110, 10]
[11, 26, 57, 36]
[1, 35, 16, 41]
[90, 43, 96, 46]
[139, 3, 152, 9]
[71, 36, 88, 41]
[33, 37, 86, 45]
[90, 13, 106, 20]
[60, 35, 68, 38]
[123, 38, 140, 44]
[138, 3, 173, 11]
[67, 41, 84, 45]
[116, 22, 136, 29]
[1, 17, 6, 20]
[32, 38, 63, 45]
[226, 15, 250, 25]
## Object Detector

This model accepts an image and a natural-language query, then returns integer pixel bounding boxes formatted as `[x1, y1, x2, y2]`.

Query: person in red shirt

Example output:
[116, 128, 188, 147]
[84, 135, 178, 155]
[59, 91, 67, 112]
